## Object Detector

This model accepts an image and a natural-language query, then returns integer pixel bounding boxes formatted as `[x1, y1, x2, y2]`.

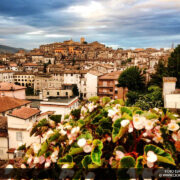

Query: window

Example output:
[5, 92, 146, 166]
[110, 89, 113, 92]
[66, 92, 68, 96]
[16, 132, 22, 141]
[103, 81, 107, 86]
[57, 92, 59, 95]
[47, 92, 49, 95]
[115, 90, 118, 94]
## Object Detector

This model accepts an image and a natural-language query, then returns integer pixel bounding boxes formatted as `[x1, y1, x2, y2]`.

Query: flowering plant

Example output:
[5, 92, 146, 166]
[17, 96, 179, 178]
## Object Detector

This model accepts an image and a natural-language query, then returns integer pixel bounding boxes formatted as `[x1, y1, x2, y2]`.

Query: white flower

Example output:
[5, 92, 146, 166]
[128, 123, 134, 133]
[6, 164, 13, 168]
[147, 161, 154, 168]
[145, 120, 154, 130]
[45, 161, 51, 168]
[147, 151, 157, 163]
[43, 129, 54, 140]
[108, 109, 118, 118]
[83, 145, 92, 153]
[87, 103, 97, 112]
[121, 120, 130, 127]
[77, 138, 86, 147]
[27, 156, 33, 164]
[60, 129, 67, 136]
[133, 115, 145, 130]
[34, 157, 39, 164]
[153, 108, 159, 112]
[107, 136, 111, 142]
[71, 126, 80, 134]
[153, 134, 163, 143]
[33, 143, 41, 154]
[115, 151, 125, 161]
[112, 114, 121, 122]
[81, 106, 87, 114]
[21, 164, 26, 169]
[167, 121, 179, 131]
[172, 133, 178, 141]
[62, 164, 69, 168]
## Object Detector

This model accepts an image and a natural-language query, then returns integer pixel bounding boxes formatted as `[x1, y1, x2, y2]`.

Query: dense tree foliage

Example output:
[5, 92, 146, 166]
[134, 86, 163, 110]
[118, 66, 146, 92]
[149, 60, 168, 87]
[167, 45, 180, 88]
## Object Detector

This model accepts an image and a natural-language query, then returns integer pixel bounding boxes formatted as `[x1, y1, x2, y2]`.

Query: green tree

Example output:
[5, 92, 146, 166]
[167, 45, 180, 88]
[118, 66, 146, 92]
[149, 60, 168, 87]
[134, 86, 163, 110]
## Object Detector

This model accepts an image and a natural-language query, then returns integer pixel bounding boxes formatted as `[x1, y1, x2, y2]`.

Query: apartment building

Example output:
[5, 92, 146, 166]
[0, 70, 14, 83]
[98, 71, 128, 100]
[14, 72, 35, 87]
[0, 82, 26, 99]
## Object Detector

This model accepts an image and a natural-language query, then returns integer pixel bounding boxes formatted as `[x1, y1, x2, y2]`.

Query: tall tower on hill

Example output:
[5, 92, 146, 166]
[80, 37, 85, 44]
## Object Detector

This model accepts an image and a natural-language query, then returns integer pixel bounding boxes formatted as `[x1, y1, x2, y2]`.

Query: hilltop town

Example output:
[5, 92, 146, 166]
[0, 38, 179, 164]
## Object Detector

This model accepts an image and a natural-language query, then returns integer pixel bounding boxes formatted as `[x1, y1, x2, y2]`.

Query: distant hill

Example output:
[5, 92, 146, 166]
[0, 45, 28, 53]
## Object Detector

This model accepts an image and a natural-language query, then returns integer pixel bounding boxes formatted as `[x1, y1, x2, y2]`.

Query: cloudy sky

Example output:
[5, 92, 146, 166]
[0, 0, 180, 49]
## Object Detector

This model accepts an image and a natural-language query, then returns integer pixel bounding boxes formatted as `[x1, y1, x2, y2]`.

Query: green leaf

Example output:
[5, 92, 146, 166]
[120, 156, 136, 168]
[38, 141, 48, 156]
[77, 132, 93, 140]
[102, 96, 111, 106]
[69, 147, 83, 155]
[88, 96, 100, 103]
[113, 145, 126, 155]
[91, 139, 103, 166]
[82, 155, 92, 169]
[48, 131, 60, 142]
[144, 144, 175, 166]
[58, 155, 73, 164]
[135, 156, 144, 168]
[121, 107, 132, 117]
[49, 115, 62, 123]
[112, 118, 128, 143]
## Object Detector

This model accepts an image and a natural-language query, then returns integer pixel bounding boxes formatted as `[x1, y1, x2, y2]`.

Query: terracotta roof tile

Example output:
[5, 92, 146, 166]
[9, 107, 40, 119]
[99, 71, 122, 80]
[0, 82, 26, 91]
[0, 96, 31, 113]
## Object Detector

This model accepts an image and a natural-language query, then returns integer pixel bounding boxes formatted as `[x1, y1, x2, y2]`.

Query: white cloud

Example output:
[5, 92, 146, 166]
[26, 30, 45, 35]
[44, 34, 70, 38]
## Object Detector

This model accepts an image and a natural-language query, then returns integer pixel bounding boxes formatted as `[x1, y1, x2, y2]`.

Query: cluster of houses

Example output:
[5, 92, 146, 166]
[0, 38, 178, 161]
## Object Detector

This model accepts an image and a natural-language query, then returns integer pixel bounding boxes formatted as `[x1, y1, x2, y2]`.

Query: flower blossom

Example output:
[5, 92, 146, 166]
[121, 120, 130, 127]
[108, 108, 119, 118]
[146, 151, 157, 168]
[115, 151, 125, 161]
[83, 145, 92, 153]
[33, 143, 41, 154]
[77, 138, 86, 147]
[167, 121, 179, 131]
[87, 103, 97, 112]
[133, 115, 145, 130]
[144, 120, 154, 130]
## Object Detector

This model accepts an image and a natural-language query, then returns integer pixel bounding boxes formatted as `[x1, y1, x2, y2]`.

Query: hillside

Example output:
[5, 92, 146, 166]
[0, 45, 27, 53]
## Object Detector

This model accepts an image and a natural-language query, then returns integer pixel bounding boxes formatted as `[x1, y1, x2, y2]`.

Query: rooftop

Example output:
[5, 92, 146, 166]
[9, 107, 40, 120]
[163, 77, 177, 82]
[0, 82, 26, 91]
[0, 96, 31, 113]
[99, 71, 122, 80]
